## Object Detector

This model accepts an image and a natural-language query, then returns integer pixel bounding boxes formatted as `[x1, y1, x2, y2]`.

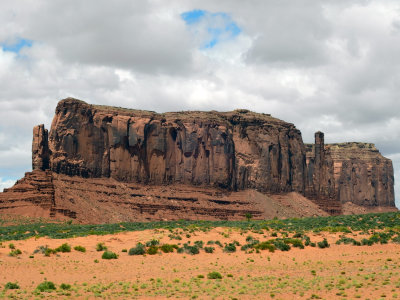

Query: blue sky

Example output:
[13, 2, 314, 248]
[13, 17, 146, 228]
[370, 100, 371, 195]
[1, 38, 32, 53]
[181, 9, 241, 49]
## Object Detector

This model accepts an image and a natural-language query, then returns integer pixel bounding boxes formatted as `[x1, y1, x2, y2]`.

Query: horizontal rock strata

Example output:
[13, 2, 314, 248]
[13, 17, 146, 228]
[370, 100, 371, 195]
[0, 170, 331, 223]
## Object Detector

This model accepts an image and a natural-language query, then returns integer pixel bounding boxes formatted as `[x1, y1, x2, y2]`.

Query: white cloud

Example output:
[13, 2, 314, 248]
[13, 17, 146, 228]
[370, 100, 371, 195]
[0, 178, 15, 192]
[0, 0, 399, 206]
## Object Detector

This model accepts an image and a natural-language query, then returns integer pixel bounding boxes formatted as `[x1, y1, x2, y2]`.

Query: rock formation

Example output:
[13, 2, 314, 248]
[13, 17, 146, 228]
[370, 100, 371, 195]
[39, 98, 307, 194]
[0, 98, 396, 223]
[306, 133, 394, 206]
[32, 124, 49, 171]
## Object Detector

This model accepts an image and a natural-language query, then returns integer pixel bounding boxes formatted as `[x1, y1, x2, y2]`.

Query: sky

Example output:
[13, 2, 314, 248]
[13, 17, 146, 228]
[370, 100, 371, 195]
[0, 0, 400, 206]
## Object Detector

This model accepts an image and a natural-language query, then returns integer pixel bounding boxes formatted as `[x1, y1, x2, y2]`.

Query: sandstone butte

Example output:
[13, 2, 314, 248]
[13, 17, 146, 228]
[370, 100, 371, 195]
[0, 98, 396, 223]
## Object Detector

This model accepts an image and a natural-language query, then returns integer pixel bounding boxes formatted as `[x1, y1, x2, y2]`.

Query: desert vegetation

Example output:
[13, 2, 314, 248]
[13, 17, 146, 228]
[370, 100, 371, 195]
[2, 212, 400, 298]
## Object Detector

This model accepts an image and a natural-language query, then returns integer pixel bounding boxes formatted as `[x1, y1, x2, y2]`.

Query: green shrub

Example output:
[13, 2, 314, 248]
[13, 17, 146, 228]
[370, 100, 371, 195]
[207, 271, 222, 279]
[317, 226, 351, 233]
[36, 281, 56, 292]
[96, 243, 107, 251]
[147, 246, 158, 255]
[207, 240, 215, 245]
[73, 245, 86, 253]
[60, 283, 71, 290]
[102, 251, 118, 259]
[245, 213, 253, 221]
[55, 243, 71, 253]
[8, 243, 15, 249]
[129, 243, 146, 255]
[273, 240, 291, 251]
[317, 238, 329, 249]
[168, 234, 182, 240]
[254, 241, 276, 252]
[285, 238, 304, 249]
[246, 235, 254, 242]
[34, 245, 53, 255]
[215, 240, 223, 247]
[146, 239, 159, 247]
[335, 236, 356, 245]
[241, 244, 251, 251]
[391, 235, 400, 244]
[160, 244, 177, 253]
[224, 243, 236, 253]
[45, 248, 56, 257]
[184, 245, 199, 255]
[361, 238, 373, 246]
[194, 241, 204, 248]
[367, 232, 393, 244]
[9, 249, 22, 257]
[4, 282, 19, 290]
[204, 246, 215, 253]
[271, 232, 278, 237]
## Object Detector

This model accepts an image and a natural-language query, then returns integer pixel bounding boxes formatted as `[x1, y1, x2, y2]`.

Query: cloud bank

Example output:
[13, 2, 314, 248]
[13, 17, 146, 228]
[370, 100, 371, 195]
[1, 0, 399, 205]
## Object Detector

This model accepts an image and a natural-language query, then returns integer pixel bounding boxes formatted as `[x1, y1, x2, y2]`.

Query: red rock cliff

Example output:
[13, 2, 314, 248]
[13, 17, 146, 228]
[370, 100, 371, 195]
[31, 98, 395, 211]
[36, 98, 306, 194]
[306, 132, 395, 208]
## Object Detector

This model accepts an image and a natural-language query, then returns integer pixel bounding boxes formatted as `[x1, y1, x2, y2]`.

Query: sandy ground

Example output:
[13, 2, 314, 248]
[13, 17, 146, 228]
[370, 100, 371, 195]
[1, 228, 400, 299]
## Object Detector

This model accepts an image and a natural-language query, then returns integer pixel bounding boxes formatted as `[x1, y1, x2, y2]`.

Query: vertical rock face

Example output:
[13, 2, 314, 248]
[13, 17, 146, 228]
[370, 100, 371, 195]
[306, 135, 395, 208]
[32, 124, 50, 171]
[31, 98, 395, 211]
[328, 143, 394, 207]
[45, 98, 306, 193]
[305, 132, 335, 200]
[48, 99, 236, 188]
[231, 113, 306, 193]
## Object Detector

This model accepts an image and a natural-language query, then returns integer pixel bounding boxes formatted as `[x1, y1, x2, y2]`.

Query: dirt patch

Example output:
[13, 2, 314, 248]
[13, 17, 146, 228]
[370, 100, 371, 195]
[1, 228, 400, 299]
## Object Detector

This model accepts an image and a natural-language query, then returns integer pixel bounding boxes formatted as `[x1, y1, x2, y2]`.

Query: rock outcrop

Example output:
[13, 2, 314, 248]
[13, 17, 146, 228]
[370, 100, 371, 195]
[305, 132, 395, 211]
[32, 124, 49, 171]
[42, 98, 307, 194]
[1, 97, 395, 222]
[0, 170, 76, 220]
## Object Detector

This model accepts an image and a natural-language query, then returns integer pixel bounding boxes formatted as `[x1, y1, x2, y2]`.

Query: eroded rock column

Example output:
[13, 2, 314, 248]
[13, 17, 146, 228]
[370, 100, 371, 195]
[32, 124, 50, 170]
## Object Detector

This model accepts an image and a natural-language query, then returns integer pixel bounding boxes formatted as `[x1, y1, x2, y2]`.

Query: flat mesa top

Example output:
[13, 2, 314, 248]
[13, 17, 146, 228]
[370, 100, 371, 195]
[57, 97, 293, 126]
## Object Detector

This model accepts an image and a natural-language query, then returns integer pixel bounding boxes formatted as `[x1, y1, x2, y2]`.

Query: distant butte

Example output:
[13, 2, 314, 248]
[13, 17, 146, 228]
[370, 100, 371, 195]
[0, 98, 396, 223]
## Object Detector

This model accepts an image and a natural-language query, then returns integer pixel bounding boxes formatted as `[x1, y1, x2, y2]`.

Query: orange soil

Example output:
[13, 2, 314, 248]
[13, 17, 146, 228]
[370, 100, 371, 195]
[1, 228, 400, 299]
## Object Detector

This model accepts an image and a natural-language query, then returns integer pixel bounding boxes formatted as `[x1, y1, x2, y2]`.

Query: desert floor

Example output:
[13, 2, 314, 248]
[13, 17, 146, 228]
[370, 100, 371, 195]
[1, 228, 400, 299]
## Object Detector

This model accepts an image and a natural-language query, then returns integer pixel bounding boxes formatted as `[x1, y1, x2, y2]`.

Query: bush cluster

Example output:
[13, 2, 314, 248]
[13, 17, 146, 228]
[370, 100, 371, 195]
[4, 282, 20, 290]
[36, 281, 56, 292]
[207, 272, 222, 279]
[55, 243, 71, 253]
[73, 245, 86, 252]
[102, 251, 118, 259]
[317, 238, 329, 249]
